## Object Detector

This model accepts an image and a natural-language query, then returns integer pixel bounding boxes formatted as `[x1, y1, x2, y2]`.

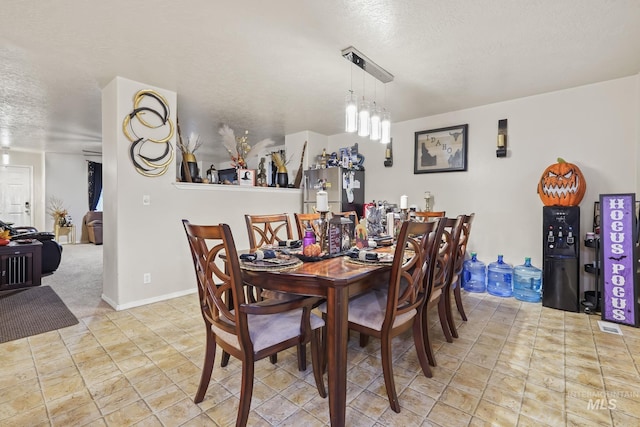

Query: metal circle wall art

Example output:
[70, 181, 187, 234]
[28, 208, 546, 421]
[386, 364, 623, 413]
[123, 89, 175, 177]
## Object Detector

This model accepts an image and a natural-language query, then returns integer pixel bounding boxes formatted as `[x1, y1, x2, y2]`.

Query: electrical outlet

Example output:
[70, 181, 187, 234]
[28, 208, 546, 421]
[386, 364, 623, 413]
[143, 273, 151, 284]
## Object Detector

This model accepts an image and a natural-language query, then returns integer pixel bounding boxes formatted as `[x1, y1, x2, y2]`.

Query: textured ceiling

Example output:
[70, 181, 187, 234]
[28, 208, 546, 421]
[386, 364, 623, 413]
[1, 0, 639, 163]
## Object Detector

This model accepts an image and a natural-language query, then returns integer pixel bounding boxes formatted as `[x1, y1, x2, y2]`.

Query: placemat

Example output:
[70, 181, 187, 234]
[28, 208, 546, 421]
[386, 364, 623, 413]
[345, 253, 395, 266]
[240, 257, 303, 272]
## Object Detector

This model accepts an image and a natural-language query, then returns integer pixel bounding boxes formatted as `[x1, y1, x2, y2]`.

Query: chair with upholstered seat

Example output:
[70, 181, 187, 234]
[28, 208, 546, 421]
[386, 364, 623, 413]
[245, 213, 318, 370]
[422, 215, 463, 367]
[413, 211, 446, 221]
[245, 213, 295, 250]
[294, 212, 321, 240]
[447, 213, 475, 337]
[182, 220, 325, 426]
[321, 219, 444, 412]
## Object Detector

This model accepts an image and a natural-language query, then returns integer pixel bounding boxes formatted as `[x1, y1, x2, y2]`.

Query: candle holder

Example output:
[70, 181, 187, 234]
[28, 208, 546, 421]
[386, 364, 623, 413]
[424, 193, 432, 212]
[317, 210, 329, 253]
[400, 208, 409, 222]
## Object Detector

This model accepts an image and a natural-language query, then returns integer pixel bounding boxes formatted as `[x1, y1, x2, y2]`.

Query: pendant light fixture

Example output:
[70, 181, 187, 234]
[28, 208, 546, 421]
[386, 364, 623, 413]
[345, 63, 358, 133]
[345, 91, 358, 133]
[341, 46, 393, 142]
[370, 103, 381, 141]
[380, 110, 391, 144]
[357, 98, 371, 137]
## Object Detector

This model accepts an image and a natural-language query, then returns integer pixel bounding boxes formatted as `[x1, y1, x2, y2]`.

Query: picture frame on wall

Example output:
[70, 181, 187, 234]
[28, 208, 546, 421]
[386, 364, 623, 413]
[414, 124, 468, 174]
[238, 169, 255, 186]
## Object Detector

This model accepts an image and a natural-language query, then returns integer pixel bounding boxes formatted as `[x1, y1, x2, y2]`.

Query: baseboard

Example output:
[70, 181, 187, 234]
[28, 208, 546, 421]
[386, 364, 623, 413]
[101, 288, 197, 311]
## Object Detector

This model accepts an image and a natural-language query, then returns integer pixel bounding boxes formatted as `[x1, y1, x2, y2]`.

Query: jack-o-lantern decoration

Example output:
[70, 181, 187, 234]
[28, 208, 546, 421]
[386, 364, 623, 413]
[537, 158, 586, 206]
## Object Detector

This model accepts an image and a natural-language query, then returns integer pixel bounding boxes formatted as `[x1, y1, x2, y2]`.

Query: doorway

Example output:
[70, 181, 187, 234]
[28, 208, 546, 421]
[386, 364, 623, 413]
[0, 165, 32, 226]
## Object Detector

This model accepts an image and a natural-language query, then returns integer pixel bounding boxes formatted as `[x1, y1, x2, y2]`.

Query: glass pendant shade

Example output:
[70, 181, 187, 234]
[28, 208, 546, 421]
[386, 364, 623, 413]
[380, 111, 391, 144]
[357, 99, 370, 137]
[345, 92, 358, 133]
[370, 106, 381, 141]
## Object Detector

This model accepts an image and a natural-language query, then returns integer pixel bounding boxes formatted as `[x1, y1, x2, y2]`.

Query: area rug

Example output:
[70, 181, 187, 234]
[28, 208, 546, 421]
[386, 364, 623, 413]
[0, 286, 79, 343]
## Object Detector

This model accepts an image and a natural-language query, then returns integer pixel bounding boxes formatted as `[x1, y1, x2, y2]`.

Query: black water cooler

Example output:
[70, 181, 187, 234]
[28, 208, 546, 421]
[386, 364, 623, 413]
[542, 206, 580, 312]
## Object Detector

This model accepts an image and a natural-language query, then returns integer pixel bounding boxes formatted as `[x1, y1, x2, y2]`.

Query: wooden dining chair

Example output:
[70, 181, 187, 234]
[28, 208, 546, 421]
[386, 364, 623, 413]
[422, 215, 464, 367]
[321, 219, 445, 412]
[447, 213, 475, 338]
[294, 212, 321, 240]
[245, 213, 295, 250]
[413, 210, 446, 221]
[245, 213, 316, 370]
[182, 220, 325, 426]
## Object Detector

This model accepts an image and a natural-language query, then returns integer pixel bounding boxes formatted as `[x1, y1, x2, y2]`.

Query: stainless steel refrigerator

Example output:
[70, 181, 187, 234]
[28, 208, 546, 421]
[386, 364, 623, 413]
[303, 167, 365, 216]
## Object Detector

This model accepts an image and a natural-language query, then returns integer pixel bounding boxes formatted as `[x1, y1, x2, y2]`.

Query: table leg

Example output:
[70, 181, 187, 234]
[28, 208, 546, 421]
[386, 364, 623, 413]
[326, 286, 349, 427]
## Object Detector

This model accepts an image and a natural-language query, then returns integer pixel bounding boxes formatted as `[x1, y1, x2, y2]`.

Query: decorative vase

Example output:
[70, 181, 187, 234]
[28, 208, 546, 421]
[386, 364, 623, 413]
[181, 153, 200, 182]
[276, 166, 288, 188]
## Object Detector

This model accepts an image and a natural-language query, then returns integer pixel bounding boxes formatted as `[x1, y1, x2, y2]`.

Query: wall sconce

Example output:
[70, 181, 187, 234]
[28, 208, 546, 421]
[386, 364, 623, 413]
[2, 147, 9, 165]
[497, 119, 507, 158]
[384, 138, 393, 167]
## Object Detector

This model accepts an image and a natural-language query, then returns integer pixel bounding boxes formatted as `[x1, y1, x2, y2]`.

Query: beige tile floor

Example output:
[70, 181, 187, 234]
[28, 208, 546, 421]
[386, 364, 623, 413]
[2, 291, 640, 426]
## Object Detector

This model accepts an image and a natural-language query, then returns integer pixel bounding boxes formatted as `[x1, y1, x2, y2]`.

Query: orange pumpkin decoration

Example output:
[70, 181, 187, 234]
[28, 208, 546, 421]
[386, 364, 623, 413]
[537, 158, 586, 206]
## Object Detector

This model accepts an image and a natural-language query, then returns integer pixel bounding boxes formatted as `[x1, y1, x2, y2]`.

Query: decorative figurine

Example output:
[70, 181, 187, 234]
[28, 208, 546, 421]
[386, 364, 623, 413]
[256, 157, 268, 186]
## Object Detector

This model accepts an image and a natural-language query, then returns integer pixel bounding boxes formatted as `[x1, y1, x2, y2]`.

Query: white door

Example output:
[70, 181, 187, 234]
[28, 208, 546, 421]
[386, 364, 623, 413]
[0, 165, 33, 226]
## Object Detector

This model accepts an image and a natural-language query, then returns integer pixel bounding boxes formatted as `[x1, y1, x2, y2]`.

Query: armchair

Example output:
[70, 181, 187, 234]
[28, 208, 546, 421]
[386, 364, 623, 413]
[0, 220, 63, 275]
[83, 211, 103, 245]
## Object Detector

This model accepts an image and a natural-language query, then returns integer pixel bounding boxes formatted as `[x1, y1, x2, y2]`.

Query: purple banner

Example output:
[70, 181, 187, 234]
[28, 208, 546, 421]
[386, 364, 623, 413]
[601, 194, 638, 326]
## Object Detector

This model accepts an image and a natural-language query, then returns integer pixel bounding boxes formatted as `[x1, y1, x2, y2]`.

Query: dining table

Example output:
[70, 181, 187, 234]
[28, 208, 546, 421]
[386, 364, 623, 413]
[241, 254, 391, 427]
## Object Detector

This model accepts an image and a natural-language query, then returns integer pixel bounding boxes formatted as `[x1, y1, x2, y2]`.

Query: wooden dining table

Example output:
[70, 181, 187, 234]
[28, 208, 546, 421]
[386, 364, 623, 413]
[241, 255, 391, 427]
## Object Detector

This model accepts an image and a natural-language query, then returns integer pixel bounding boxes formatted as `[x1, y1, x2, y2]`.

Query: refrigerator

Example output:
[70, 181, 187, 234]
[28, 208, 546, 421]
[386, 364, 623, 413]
[303, 167, 365, 216]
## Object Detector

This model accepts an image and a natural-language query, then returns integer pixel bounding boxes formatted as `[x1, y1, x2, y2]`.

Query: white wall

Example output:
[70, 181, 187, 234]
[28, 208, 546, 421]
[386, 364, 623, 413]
[328, 75, 639, 291]
[102, 77, 303, 310]
[44, 73, 637, 309]
[45, 153, 92, 241]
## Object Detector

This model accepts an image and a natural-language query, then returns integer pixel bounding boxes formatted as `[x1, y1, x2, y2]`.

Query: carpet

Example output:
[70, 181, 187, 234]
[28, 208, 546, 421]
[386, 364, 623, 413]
[0, 286, 79, 343]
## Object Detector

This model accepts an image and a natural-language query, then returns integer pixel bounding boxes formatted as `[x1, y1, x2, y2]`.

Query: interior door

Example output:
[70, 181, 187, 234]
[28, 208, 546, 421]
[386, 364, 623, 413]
[0, 165, 33, 226]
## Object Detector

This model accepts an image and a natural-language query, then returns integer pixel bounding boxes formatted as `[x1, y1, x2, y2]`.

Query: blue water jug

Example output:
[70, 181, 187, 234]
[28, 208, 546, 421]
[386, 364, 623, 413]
[463, 252, 486, 293]
[513, 257, 542, 303]
[487, 255, 513, 297]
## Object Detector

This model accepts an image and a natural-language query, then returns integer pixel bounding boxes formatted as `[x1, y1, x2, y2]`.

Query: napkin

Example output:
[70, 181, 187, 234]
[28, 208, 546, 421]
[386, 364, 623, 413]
[240, 249, 277, 262]
[278, 240, 302, 249]
[346, 248, 379, 261]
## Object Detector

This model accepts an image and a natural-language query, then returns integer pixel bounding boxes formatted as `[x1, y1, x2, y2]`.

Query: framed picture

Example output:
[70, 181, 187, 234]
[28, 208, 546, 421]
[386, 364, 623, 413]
[238, 169, 255, 186]
[414, 124, 468, 174]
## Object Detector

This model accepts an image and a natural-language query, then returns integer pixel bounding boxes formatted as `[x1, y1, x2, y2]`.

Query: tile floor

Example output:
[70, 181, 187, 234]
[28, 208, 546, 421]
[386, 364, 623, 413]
[2, 291, 640, 426]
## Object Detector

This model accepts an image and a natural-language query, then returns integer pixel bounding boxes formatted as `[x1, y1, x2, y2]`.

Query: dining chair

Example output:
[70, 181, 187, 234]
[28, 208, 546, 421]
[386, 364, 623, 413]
[448, 213, 475, 337]
[182, 220, 326, 427]
[422, 215, 464, 367]
[294, 212, 321, 240]
[321, 218, 445, 412]
[245, 213, 316, 370]
[413, 210, 446, 221]
[245, 213, 295, 250]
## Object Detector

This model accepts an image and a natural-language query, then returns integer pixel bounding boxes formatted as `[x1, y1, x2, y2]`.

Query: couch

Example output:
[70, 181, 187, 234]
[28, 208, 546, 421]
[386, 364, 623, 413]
[84, 211, 103, 245]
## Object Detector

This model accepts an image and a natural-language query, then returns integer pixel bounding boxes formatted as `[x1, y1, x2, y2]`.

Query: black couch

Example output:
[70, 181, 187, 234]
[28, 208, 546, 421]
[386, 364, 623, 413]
[0, 220, 63, 275]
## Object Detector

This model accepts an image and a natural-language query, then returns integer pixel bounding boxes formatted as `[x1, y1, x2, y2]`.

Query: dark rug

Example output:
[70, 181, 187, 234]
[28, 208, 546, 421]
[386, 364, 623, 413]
[0, 286, 79, 343]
